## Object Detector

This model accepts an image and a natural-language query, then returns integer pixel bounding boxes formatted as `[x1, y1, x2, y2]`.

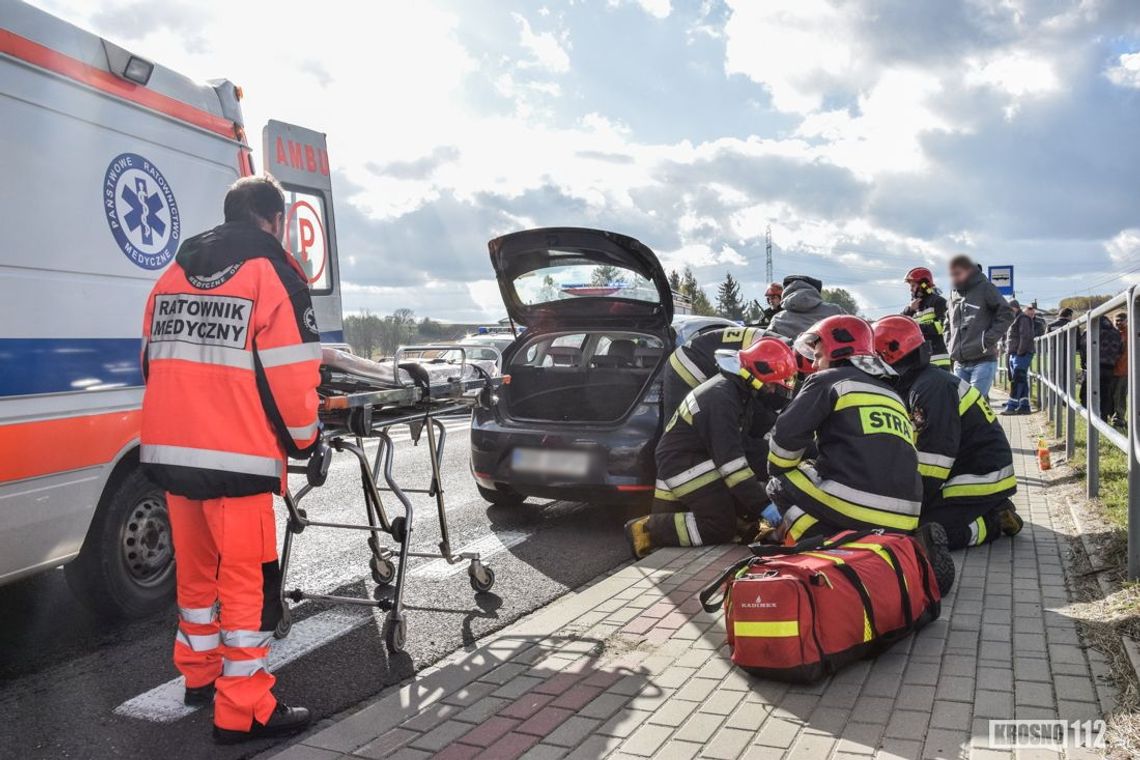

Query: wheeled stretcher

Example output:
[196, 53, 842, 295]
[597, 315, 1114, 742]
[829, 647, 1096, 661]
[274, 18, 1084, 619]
[274, 345, 502, 654]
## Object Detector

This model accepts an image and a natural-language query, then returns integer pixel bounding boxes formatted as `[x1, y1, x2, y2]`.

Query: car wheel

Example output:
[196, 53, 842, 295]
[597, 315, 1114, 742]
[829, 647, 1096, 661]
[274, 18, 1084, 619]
[477, 484, 525, 507]
[65, 468, 175, 619]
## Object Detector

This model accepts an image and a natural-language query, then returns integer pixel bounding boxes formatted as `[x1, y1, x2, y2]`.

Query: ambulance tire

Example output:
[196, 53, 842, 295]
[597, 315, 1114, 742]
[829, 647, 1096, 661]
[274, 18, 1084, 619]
[66, 468, 175, 619]
[478, 485, 524, 507]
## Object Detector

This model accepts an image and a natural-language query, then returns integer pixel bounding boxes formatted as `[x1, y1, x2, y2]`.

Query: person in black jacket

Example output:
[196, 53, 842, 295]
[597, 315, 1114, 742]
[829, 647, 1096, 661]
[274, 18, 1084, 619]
[663, 326, 768, 418]
[624, 338, 797, 558]
[874, 316, 1023, 550]
[766, 315, 955, 595]
[1077, 315, 1124, 420]
[902, 267, 950, 368]
[1047, 308, 1074, 331]
[1002, 301, 1036, 415]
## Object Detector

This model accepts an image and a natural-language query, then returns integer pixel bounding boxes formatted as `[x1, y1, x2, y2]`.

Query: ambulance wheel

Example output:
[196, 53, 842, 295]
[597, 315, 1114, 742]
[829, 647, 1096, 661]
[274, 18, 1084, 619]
[478, 485, 524, 507]
[469, 563, 495, 593]
[274, 605, 293, 640]
[65, 468, 175, 619]
[370, 556, 395, 586]
[385, 615, 407, 654]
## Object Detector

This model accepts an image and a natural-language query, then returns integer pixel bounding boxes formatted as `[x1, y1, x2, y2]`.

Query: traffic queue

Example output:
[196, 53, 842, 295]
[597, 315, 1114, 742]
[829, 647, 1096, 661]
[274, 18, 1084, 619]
[625, 266, 1024, 605]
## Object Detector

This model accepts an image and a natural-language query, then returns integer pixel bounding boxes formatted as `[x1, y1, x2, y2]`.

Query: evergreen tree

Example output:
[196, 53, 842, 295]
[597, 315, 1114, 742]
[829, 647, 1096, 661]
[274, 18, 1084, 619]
[668, 269, 682, 292]
[715, 272, 744, 321]
[680, 266, 716, 316]
[821, 287, 859, 316]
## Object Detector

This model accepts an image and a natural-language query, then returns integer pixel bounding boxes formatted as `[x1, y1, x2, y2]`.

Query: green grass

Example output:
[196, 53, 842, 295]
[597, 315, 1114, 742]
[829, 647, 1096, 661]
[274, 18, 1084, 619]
[1070, 417, 1130, 528]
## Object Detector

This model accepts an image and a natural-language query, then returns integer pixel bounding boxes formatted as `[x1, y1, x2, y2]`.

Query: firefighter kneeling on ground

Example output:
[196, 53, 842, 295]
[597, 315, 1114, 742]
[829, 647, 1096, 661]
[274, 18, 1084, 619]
[140, 176, 321, 744]
[624, 338, 798, 558]
[765, 315, 956, 596]
[873, 315, 1023, 550]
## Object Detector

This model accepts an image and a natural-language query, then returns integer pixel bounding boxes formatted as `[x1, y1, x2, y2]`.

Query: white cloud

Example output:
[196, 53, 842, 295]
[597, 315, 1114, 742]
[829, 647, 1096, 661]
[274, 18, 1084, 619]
[608, 0, 672, 20]
[1106, 51, 1140, 89]
[1106, 228, 1140, 263]
[512, 12, 570, 73]
[966, 51, 1060, 97]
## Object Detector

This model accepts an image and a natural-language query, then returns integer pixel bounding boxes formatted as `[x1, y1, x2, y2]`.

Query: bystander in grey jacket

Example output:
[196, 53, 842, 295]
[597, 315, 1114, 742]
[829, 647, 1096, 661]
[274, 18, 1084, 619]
[767, 276, 846, 340]
[948, 268, 1013, 363]
[1007, 309, 1036, 356]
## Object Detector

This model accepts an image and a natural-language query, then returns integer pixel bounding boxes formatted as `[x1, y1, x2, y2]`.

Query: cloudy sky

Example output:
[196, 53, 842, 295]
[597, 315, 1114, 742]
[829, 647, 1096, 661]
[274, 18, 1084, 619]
[33, 0, 1140, 320]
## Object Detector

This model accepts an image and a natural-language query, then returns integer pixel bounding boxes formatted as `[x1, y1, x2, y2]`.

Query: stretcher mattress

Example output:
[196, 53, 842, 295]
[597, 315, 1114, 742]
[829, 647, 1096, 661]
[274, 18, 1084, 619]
[321, 347, 492, 389]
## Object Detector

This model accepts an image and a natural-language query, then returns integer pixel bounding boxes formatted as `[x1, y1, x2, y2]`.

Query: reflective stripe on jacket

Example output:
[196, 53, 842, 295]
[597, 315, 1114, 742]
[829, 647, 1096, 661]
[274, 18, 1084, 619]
[903, 292, 950, 366]
[141, 222, 322, 499]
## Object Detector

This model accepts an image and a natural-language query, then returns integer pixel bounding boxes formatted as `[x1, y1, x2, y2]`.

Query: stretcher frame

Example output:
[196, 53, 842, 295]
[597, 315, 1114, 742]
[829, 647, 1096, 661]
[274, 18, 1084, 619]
[274, 346, 501, 654]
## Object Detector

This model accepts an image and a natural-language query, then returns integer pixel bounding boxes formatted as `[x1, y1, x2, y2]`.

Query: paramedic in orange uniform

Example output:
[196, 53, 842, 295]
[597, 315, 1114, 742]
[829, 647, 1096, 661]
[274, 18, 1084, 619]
[139, 176, 321, 744]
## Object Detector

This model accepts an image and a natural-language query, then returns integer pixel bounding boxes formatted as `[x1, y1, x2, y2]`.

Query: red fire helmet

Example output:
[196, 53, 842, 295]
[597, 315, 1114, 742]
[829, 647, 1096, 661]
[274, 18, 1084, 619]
[873, 315, 925, 365]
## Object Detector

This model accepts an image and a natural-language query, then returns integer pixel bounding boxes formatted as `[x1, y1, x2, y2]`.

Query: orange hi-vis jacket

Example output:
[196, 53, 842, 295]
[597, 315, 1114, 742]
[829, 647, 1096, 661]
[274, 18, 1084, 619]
[140, 222, 322, 499]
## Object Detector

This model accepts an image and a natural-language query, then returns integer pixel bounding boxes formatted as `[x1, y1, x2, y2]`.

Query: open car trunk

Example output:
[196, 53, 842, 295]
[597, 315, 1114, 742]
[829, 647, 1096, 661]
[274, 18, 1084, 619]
[503, 330, 666, 423]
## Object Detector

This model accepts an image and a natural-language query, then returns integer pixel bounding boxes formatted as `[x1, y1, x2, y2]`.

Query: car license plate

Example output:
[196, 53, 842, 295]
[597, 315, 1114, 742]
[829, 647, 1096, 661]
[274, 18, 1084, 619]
[511, 448, 590, 477]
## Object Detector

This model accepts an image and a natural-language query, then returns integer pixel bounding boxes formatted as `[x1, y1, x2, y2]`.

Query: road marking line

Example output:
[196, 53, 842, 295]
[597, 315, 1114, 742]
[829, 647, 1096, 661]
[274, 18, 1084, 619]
[411, 530, 530, 579]
[112, 609, 369, 723]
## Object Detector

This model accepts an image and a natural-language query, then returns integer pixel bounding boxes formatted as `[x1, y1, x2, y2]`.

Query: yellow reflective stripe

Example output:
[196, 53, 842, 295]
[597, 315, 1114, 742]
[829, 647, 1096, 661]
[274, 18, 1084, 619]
[734, 620, 800, 638]
[942, 474, 1017, 498]
[725, 467, 756, 488]
[671, 470, 721, 498]
[864, 615, 873, 642]
[743, 327, 760, 346]
[958, 387, 982, 416]
[804, 551, 843, 564]
[844, 542, 896, 570]
[788, 513, 818, 540]
[674, 512, 691, 546]
[768, 450, 802, 468]
[679, 405, 694, 425]
[834, 392, 909, 417]
[974, 516, 987, 545]
[918, 463, 952, 480]
[654, 488, 678, 501]
[932, 357, 952, 367]
[786, 470, 919, 531]
[669, 351, 702, 389]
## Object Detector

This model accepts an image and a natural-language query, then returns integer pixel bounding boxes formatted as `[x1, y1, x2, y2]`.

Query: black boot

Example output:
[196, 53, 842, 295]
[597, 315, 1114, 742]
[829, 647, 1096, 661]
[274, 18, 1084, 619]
[213, 703, 312, 745]
[915, 522, 956, 597]
[184, 682, 215, 707]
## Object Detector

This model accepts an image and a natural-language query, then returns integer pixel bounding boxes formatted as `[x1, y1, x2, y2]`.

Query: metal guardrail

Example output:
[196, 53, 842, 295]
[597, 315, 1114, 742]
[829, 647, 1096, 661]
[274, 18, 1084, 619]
[1030, 285, 1139, 577]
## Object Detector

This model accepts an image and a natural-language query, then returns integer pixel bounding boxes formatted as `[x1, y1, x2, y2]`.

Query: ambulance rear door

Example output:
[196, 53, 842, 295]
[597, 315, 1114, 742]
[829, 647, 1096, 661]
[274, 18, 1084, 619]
[262, 120, 343, 342]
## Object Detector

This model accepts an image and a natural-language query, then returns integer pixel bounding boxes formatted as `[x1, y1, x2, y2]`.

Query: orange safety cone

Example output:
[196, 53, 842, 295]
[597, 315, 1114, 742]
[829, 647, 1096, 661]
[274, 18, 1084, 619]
[1037, 437, 1052, 471]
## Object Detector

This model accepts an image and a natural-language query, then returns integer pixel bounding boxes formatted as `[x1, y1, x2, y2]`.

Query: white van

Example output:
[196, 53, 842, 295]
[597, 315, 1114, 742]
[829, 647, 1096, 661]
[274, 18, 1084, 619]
[0, 0, 343, 616]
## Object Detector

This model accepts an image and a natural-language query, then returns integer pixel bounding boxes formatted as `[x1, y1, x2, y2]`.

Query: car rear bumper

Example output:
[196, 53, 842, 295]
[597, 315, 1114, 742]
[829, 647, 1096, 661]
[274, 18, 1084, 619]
[470, 407, 658, 503]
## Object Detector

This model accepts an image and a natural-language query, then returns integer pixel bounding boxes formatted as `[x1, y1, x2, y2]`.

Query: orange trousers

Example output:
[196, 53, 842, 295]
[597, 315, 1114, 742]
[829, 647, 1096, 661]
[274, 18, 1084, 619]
[168, 492, 282, 731]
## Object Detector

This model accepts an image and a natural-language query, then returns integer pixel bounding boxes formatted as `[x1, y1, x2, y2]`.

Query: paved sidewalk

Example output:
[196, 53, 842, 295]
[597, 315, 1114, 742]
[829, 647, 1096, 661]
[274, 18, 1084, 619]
[270, 415, 1118, 760]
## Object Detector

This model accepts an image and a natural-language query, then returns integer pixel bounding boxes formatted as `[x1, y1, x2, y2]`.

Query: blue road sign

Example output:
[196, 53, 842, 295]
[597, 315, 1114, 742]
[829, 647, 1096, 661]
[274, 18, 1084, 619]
[989, 265, 1014, 296]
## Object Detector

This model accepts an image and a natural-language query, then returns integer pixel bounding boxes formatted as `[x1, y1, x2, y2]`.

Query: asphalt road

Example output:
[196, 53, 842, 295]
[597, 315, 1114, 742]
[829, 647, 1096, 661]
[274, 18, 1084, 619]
[0, 417, 641, 760]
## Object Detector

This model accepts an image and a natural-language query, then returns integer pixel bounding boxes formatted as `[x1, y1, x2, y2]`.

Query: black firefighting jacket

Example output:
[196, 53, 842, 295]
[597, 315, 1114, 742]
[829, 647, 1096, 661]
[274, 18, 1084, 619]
[666, 326, 767, 395]
[903, 291, 950, 367]
[767, 365, 923, 531]
[895, 360, 1016, 521]
[654, 373, 769, 516]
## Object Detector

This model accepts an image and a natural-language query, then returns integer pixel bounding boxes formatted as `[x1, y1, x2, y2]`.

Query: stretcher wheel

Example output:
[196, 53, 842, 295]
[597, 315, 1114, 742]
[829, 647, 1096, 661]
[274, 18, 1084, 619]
[370, 556, 395, 586]
[469, 563, 495, 593]
[390, 516, 407, 544]
[274, 605, 292, 640]
[385, 615, 407, 654]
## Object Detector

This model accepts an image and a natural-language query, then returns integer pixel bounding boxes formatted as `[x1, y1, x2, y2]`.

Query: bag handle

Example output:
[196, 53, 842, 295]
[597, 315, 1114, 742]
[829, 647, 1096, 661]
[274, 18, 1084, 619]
[697, 557, 754, 612]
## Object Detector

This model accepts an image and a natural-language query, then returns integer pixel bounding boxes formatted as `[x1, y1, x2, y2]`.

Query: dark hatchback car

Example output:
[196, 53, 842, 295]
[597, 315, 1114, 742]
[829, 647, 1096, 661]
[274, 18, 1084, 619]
[470, 227, 733, 506]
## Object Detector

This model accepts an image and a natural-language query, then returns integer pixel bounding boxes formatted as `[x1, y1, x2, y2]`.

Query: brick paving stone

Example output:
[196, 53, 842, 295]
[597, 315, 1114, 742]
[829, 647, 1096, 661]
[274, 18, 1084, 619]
[443, 681, 498, 707]
[674, 712, 726, 744]
[876, 738, 924, 760]
[647, 697, 698, 727]
[702, 727, 754, 759]
[884, 709, 930, 741]
[579, 692, 630, 720]
[598, 708, 652, 739]
[653, 740, 702, 760]
[451, 696, 512, 725]
[741, 746, 788, 760]
[930, 699, 973, 731]
[518, 744, 567, 760]
[974, 689, 1015, 719]
[787, 732, 836, 759]
[355, 727, 420, 758]
[516, 706, 575, 737]
[411, 721, 477, 753]
[532, 672, 585, 696]
[935, 674, 975, 702]
[544, 716, 601, 748]
[501, 693, 556, 720]
[385, 749, 431, 760]
[458, 716, 521, 748]
[474, 731, 540, 760]
[428, 744, 481, 760]
[753, 716, 801, 748]
[551, 684, 605, 711]
[621, 723, 672, 756]
[922, 728, 968, 759]
[674, 677, 718, 702]
[834, 722, 885, 755]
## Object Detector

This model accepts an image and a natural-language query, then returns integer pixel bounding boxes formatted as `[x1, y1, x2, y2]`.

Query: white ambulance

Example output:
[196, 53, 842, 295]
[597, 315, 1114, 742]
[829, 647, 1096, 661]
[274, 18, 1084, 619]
[0, 0, 343, 616]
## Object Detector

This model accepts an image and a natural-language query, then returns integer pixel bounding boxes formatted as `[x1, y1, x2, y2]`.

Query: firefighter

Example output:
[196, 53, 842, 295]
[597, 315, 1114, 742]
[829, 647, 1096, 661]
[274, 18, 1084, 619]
[140, 176, 321, 744]
[873, 316, 1022, 550]
[754, 282, 783, 328]
[624, 338, 797, 558]
[766, 315, 956, 595]
[663, 325, 767, 417]
[902, 267, 950, 369]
